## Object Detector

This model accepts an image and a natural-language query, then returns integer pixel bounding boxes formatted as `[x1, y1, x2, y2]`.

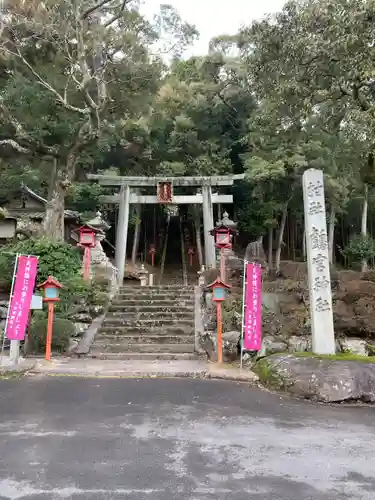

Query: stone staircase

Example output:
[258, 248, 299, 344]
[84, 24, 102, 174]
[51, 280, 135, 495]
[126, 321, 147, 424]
[89, 285, 197, 360]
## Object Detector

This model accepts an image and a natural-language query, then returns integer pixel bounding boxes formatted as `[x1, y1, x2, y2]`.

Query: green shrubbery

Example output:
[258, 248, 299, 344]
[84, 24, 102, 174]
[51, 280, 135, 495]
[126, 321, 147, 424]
[0, 237, 109, 354]
[0, 237, 82, 290]
[28, 313, 75, 354]
[342, 234, 375, 266]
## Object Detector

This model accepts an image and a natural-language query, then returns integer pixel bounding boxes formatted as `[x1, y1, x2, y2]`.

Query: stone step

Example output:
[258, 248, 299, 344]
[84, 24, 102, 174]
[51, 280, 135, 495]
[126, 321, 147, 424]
[115, 295, 193, 302]
[119, 285, 193, 290]
[87, 352, 200, 361]
[101, 318, 193, 327]
[105, 312, 194, 321]
[117, 287, 193, 294]
[99, 325, 193, 335]
[107, 305, 194, 314]
[110, 299, 193, 307]
[120, 285, 194, 291]
[96, 332, 194, 341]
[90, 343, 195, 353]
[95, 334, 193, 345]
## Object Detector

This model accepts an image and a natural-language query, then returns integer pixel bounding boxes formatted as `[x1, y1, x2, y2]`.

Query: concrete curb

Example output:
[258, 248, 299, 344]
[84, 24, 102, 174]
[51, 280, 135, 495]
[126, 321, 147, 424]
[0, 359, 36, 376]
[36, 371, 209, 379]
[30, 362, 259, 383]
[204, 371, 259, 383]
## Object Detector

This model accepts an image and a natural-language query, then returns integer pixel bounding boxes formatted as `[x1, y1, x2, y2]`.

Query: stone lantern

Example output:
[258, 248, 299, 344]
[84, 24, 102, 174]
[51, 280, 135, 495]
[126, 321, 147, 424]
[138, 264, 149, 287]
[85, 212, 116, 286]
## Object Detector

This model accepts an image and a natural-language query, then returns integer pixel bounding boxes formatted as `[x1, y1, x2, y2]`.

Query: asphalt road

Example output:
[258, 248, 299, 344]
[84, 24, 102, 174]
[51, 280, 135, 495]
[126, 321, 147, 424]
[0, 376, 375, 500]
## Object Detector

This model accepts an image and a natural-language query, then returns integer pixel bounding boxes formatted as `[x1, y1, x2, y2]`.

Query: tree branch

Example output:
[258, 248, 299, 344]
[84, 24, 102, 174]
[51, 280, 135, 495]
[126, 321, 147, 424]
[5, 45, 90, 115]
[0, 139, 29, 153]
[82, 0, 113, 19]
[104, 0, 132, 27]
[0, 101, 58, 156]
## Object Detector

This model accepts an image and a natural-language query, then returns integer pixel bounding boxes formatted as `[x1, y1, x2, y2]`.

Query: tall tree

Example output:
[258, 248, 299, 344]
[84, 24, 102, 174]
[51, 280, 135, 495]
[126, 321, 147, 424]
[0, 0, 196, 239]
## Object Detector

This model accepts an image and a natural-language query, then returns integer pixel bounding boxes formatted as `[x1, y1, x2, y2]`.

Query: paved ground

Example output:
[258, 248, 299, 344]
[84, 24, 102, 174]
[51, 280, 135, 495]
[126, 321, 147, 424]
[0, 377, 375, 499]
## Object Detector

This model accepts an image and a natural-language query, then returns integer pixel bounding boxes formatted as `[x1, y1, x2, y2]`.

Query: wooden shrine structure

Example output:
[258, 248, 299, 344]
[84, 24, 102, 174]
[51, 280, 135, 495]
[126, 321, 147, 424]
[87, 173, 244, 285]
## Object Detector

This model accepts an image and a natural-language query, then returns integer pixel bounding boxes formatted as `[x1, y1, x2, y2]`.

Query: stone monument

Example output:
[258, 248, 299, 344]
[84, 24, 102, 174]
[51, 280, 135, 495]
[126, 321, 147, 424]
[302, 169, 335, 354]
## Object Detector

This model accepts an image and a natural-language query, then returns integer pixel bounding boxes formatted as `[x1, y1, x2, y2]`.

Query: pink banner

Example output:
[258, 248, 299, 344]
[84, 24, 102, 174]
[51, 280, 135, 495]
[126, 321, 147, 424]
[243, 263, 262, 351]
[6, 255, 38, 341]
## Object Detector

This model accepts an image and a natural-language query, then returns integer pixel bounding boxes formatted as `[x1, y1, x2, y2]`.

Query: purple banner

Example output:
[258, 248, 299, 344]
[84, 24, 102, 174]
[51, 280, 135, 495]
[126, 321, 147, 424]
[6, 255, 38, 341]
[243, 263, 262, 351]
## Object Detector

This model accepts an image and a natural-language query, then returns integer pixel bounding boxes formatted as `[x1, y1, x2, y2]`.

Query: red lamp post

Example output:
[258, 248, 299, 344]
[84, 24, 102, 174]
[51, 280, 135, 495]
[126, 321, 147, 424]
[37, 276, 63, 361]
[206, 277, 231, 364]
[149, 244, 156, 267]
[188, 246, 195, 267]
[210, 212, 238, 282]
[78, 225, 96, 281]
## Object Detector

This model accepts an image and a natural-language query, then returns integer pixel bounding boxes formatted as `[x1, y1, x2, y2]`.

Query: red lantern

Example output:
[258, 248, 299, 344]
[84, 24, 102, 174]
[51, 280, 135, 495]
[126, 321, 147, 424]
[77, 225, 96, 281]
[149, 244, 156, 267]
[188, 247, 195, 267]
[78, 225, 95, 248]
[212, 227, 232, 249]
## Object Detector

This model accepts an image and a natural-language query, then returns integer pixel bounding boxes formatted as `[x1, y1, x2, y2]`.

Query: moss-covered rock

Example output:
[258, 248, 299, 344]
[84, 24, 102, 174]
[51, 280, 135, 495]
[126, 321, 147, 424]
[253, 356, 291, 391]
[254, 353, 375, 402]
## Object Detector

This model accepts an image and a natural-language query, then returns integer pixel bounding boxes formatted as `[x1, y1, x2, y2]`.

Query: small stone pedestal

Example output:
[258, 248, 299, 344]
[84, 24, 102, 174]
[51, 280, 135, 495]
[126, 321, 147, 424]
[197, 265, 205, 286]
[138, 265, 149, 287]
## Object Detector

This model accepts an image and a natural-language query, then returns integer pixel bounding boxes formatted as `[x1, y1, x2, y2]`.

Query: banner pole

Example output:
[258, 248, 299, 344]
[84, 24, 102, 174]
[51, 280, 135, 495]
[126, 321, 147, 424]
[240, 259, 247, 370]
[6, 254, 20, 364]
[1, 253, 19, 361]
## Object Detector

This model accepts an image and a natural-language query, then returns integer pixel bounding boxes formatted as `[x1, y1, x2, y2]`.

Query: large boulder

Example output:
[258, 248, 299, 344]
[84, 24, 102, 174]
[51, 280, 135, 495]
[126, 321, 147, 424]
[262, 265, 375, 340]
[254, 354, 375, 403]
[278, 261, 307, 281]
[339, 338, 368, 356]
[258, 335, 287, 357]
[198, 330, 241, 362]
[199, 332, 216, 361]
[222, 330, 240, 361]
[337, 279, 375, 303]
[0, 300, 8, 320]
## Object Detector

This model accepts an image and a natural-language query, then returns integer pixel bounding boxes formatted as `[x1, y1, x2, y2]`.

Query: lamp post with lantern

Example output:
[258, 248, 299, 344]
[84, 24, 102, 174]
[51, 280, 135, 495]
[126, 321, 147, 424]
[188, 246, 195, 267]
[210, 212, 238, 282]
[206, 277, 231, 363]
[37, 276, 63, 361]
[148, 244, 156, 267]
[77, 225, 96, 281]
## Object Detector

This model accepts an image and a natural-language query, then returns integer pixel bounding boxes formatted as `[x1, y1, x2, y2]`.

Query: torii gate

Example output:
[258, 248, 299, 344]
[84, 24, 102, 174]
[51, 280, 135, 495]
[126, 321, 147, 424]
[87, 173, 244, 285]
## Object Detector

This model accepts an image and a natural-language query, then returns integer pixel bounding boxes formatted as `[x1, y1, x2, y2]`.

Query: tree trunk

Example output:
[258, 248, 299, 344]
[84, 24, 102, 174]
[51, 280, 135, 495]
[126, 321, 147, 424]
[268, 227, 273, 269]
[43, 159, 65, 241]
[328, 204, 336, 264]
[194, 218, 203, 268]
[275, 205, 288, 272]
[131, 205, 141, 265]
[361, 183, 369, 272]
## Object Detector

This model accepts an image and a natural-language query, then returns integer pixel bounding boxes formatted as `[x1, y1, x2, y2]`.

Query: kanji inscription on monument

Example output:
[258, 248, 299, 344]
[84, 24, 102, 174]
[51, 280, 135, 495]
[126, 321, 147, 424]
[302, 168, 335, 354]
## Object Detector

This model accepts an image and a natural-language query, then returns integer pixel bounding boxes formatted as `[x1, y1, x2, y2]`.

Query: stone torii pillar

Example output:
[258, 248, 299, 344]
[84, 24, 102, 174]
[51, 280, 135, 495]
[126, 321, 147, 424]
[115, 184, 130, 285]
[202, 184, 216, 269]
